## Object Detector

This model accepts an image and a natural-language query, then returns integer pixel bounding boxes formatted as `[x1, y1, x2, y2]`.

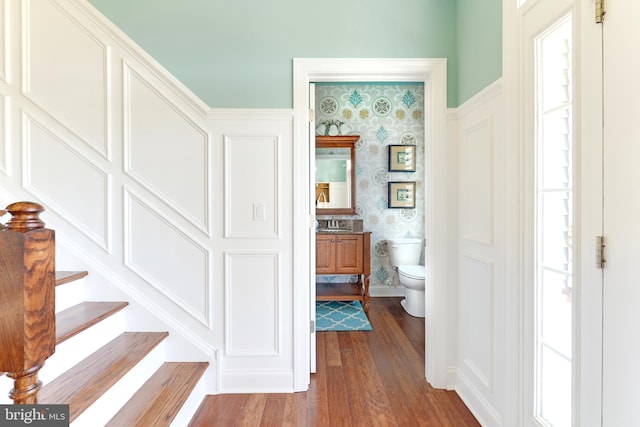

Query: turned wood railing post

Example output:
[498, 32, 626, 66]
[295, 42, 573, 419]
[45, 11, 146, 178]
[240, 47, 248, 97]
[0, 201, 56, 404]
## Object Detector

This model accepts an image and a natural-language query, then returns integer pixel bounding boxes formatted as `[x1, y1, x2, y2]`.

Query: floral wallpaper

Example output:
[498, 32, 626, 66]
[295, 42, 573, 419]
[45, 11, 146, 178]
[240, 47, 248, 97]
[315, 84, 425, 292]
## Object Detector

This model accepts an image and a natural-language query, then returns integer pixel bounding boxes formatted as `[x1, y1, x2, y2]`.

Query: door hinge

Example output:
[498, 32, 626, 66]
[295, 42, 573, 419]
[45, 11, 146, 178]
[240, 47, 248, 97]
[596, 0, 605, 23]
[310, 320, 315, 333]
[596, 235, 606, 269]
[309, 108, 315, 122]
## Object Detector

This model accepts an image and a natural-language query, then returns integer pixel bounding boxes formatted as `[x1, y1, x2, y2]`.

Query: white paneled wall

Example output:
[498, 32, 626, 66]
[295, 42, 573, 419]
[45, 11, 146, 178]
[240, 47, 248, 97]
[212, 110, 293, 392]
[0, 0, 295, 393]
[455, 81, 506, 426]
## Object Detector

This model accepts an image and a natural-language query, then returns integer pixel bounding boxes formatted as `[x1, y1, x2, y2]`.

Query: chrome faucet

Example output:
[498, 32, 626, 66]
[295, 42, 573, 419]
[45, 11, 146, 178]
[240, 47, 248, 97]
[328, 217, 339, 229]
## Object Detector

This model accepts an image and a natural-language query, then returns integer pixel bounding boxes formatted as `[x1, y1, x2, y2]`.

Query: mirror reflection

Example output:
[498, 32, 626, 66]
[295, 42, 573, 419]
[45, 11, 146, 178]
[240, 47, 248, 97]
[315, 135, 359, 215]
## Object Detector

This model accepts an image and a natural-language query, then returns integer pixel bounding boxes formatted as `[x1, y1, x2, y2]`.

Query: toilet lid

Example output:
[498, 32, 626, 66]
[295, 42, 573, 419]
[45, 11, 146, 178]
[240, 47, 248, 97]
[398, 265, 425, 280]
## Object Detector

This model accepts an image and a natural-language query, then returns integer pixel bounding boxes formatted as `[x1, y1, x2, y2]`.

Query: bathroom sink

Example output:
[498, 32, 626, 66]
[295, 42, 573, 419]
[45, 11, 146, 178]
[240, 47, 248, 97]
[316, 228, 351, 233]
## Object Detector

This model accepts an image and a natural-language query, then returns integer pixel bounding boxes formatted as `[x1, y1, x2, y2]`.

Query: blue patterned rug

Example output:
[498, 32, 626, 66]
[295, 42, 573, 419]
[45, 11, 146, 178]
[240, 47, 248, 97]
[316, 301, 372, 331]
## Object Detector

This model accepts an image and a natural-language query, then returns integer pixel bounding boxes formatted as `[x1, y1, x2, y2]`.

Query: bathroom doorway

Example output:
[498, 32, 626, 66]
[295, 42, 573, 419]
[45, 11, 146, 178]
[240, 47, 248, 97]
[292, 58, 451, 391]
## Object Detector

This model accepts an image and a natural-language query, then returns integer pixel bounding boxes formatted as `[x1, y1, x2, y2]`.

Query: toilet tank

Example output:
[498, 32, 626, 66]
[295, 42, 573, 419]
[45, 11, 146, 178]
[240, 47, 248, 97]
[387, 238, 423, 266]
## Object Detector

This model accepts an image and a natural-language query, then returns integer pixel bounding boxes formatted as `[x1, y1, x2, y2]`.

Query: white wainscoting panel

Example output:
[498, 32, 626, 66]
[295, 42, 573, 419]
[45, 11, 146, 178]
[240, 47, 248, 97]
[24, 0, 109, 157]
[124, 65, 209, 233]
[124, 192, 209, 326]
[24, 113, 109, 249]
[462, 118, 494, 246]
[461, 254, 494, 391]
[224, 135, 278, 238]
[225, 252, 279, 356]
[455, 80, 505, 426]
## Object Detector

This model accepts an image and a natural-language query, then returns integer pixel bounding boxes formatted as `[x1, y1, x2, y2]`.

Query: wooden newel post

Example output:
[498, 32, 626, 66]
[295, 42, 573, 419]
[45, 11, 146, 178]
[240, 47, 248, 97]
[0, 201, 56, 404]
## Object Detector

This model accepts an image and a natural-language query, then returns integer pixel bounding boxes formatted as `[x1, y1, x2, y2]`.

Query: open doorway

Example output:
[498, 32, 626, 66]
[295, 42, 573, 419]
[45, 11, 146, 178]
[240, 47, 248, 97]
[292, 58, 451, 391]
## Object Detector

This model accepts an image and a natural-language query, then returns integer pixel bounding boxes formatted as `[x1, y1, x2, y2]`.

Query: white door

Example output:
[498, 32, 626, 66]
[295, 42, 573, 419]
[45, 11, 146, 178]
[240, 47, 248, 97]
[601, 1, 640, 425]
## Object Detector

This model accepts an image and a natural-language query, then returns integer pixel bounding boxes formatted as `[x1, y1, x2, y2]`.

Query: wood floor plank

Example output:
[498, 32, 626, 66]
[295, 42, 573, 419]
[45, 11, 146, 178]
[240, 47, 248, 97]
[324, 331, 342, 367]
[189, 298, 480, 426]
[243, 394, 269, 426]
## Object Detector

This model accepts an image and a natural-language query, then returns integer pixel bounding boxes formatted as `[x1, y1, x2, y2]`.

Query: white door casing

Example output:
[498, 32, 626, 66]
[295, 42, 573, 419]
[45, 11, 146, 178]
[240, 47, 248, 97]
[309, 82, 317, 373]
[292, 58, 450, 390]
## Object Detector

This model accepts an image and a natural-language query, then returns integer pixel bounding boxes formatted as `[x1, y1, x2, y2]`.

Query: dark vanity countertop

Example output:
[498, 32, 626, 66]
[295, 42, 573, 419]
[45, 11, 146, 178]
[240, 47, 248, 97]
[316, 229, 371, 234]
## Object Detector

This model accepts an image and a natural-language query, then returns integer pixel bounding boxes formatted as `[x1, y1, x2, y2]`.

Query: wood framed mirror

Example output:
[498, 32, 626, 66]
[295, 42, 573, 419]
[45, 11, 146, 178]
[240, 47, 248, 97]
[315, 135, 359, 215]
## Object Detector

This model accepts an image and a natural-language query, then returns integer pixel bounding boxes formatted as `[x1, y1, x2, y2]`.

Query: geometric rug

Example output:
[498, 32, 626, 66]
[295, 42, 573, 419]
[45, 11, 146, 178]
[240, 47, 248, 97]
[316, 301, 372, 331]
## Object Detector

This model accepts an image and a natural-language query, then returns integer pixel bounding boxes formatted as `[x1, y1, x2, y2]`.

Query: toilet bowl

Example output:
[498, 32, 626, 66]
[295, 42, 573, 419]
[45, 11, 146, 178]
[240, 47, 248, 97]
[387, 238, 426, 318]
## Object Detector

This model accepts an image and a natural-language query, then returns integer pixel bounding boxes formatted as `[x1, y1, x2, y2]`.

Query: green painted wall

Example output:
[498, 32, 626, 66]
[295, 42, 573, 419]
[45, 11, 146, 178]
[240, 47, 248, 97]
[88, 0, 457, 108]
[456, 0, 502, 105]
[88, 0, 501, 108]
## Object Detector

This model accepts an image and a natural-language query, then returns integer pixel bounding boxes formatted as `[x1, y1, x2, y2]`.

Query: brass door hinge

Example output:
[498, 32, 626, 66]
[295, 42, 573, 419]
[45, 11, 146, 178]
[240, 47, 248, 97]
[596, 236, 606, 269]
[596, 0, 605, 23]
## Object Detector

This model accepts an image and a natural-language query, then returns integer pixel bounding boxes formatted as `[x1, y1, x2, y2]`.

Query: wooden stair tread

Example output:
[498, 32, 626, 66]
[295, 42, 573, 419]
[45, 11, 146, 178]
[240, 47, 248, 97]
[56, 301, 129, 344]
[55, 270, 88, 286]
[106, 362, 209, 427]
[39, 332, 169, 422]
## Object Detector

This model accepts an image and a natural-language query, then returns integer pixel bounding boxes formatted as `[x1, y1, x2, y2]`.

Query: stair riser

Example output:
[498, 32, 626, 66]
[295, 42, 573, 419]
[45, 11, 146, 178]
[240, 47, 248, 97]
[55, 279, 86, 313]
[170, 373, 208, 426]
[40, 312, 125, 385]
[71, 343, 165, 427]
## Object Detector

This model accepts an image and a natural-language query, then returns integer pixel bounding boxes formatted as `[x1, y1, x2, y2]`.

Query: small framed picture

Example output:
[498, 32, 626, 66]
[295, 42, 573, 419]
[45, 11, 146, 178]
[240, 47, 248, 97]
[388, 181, 416, 208]
[388, 145, 416, 172]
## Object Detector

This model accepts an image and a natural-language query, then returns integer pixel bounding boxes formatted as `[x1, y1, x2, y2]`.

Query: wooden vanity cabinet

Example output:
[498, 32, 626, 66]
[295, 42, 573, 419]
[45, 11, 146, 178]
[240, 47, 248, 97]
[316, 232, 371, 312]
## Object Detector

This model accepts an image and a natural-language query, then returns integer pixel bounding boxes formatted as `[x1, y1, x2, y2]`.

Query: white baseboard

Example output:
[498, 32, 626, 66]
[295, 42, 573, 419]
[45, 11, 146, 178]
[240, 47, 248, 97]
[370, 286, 405, 297]
[455, 368, 502, 427]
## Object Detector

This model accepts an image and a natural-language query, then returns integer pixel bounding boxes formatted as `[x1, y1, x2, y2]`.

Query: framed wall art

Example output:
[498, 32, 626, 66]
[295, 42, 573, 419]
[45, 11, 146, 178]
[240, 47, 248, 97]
[388, 181, 416, 208]
[388, 145, 416, 172]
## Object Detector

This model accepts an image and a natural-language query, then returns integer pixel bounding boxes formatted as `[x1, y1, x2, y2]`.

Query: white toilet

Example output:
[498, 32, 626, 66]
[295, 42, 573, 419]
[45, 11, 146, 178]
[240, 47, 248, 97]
[388, 238, 426, 317]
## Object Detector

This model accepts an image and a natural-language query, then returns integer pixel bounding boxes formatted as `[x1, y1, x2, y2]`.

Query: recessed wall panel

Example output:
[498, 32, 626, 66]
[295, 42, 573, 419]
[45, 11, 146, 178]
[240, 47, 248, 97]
[463, 118, 494, 245]
[126, 193, 209, 325]
[462, 254, 494, 390]
[126, 69, 208, 232]
[25, 0, 108, 155]
[225, 135, 278, 238]
[24, 114, 108, 248]
[226, 252, 278, 355]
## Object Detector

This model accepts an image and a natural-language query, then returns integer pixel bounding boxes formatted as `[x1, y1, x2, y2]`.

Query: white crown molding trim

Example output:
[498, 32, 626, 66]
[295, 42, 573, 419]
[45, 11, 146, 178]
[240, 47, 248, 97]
[65, 0, 210, 117]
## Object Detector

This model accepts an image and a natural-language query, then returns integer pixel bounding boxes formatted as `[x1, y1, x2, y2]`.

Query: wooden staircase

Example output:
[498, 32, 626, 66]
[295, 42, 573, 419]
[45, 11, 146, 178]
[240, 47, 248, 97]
[0, 203, 210, 425]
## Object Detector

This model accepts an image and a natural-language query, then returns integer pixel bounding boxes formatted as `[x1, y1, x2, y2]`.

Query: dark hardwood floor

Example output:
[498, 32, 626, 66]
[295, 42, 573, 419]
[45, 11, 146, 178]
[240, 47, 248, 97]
[189, 297, 480, 426]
